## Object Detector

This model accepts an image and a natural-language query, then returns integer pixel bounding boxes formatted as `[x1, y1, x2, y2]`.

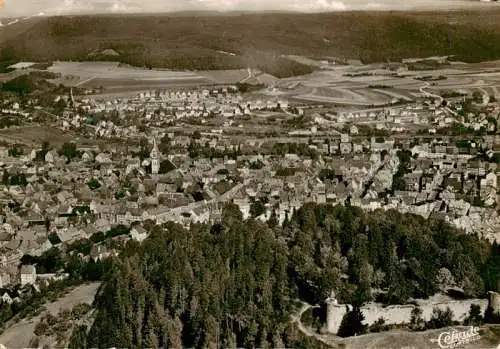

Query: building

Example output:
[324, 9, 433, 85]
[150, 137, 160, 175]
[0, 273, 10, 288]
[20, 265, 36, 286]
[326, 291, 351, 334]
[130, 225, 149, 242]
[1, 292, 13, 304]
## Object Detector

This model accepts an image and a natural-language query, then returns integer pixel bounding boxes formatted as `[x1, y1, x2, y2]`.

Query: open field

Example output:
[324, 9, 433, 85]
[0, 125, 76, 147]
[255, 59, 500, 106]
[78, 77, 214, 91]
[46, 61, 255, 91]
[254, 72, 280, 86]
[8, 57, 500, 106]
[48, 61, 214, 88]
[197, 69, 250, 84]
[0, 125, 128, 149]
[48, 61, 204, 80]
[0, 70, 31, 83]
[0, 283, 100, 349]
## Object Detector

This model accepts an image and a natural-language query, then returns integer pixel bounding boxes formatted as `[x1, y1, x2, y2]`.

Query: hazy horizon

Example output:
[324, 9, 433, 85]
[0, 0, 498, 18]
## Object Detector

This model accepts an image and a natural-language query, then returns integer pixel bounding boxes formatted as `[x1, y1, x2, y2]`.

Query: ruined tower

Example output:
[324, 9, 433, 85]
[325, 291, 350, 334]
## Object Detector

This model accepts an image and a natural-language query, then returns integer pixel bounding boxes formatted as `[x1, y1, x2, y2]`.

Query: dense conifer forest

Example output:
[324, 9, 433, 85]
[5, 11, 500, 75]
[63, 203, 500, 348]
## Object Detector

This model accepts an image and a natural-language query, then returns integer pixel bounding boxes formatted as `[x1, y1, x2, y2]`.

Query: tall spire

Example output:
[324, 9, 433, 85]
[151, 137, 160, 159]
[150, 136, 160, 175]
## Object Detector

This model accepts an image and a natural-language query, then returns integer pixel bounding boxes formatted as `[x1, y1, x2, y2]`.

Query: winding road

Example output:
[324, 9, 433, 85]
[419, 82, 458, 116]
[290, 302, 337, 347]
[239, 68, 253, 83]
[419, 82, 443, 104]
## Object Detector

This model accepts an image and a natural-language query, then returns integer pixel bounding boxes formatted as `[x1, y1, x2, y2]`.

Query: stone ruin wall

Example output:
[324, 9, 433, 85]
[326, 298, 489, 334]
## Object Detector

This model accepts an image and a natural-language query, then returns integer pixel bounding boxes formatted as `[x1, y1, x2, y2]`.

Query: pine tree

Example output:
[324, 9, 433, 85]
[268, 208, 278, 228]
[337, 307, 367, 337]
[2, 170, 9, 185]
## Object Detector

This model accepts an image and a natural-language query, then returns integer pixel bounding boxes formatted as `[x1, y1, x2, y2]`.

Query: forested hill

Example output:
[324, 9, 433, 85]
[4, 11, 500, 75]
[72, 203, 500, 348]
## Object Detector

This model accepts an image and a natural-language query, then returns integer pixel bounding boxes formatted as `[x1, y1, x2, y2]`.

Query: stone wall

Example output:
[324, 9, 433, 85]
[326, 294, 488, 334]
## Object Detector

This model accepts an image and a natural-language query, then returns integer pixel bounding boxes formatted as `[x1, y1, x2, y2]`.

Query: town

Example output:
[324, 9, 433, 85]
[0, 56, 499, 347]
[0, 65, 499, 290]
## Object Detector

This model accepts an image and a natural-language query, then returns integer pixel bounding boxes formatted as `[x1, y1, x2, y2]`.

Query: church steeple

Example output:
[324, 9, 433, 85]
[151, 137, 160, 159]
[150, 137, 160, 175]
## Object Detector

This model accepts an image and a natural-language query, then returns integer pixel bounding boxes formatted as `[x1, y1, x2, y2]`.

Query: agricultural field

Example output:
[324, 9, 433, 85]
[9, 55, 500, 107]
[77, 78, 213, 92]
[256, 58, 500, 106]
[48, 61, 201, 80]
[48, 61, 214, 89]
[46, 62, 257, 92]
[254, 72, 280, 86]
[0, 126, 75, 148]
[197, 69, 250, 84]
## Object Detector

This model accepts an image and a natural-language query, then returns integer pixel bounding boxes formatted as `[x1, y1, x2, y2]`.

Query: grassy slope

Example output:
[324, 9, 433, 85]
[340, 325, 500, 349]
[2, 11, 500, 75]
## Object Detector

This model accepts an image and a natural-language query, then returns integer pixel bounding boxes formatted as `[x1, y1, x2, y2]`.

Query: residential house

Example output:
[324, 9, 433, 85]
[130, 225, 149, 242]
[44, 150, 58, 163]
[403, 172, 422, 192]
[444, 173, 462, 193]
[90, 245, 116, 262]
[20, 265, 36, 286]
[190, 206, 210, 224]
[340, 142, 352, 155]
[56, 226, 87, 244]
[233, 198, 251, 219]
[0, 273, 10, 288]
[480, 172, 498, 206]
[1, 292, 13, 304]
[81, 151, 94, 162]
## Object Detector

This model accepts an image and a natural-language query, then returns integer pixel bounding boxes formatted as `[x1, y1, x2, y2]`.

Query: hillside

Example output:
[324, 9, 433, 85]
[3, 11, 500, 76]
[62, 203, 500, 348]
[0, 283, 100, 348]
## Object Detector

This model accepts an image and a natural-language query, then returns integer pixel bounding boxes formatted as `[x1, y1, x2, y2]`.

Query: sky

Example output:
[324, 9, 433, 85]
[0, 0, 496, 17]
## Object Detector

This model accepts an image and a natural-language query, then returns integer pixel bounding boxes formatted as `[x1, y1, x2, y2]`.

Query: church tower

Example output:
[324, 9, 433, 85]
[150, 137, 160, 175]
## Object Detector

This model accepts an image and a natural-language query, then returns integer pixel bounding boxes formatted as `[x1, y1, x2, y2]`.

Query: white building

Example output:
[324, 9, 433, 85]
[130, 226, 149, 242]
[20, 265, 36, 286]
[1, 292, 13, 304]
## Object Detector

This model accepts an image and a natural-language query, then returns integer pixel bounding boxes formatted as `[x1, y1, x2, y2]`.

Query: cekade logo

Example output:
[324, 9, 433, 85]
[430, 326, 481, 349]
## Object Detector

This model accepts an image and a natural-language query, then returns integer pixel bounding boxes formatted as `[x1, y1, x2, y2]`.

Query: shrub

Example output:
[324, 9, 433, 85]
[426, 307, 454, 329]
[463, 304, 484, 326]
[34, 321, 49, 336]
[410, 306, 425, 331]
